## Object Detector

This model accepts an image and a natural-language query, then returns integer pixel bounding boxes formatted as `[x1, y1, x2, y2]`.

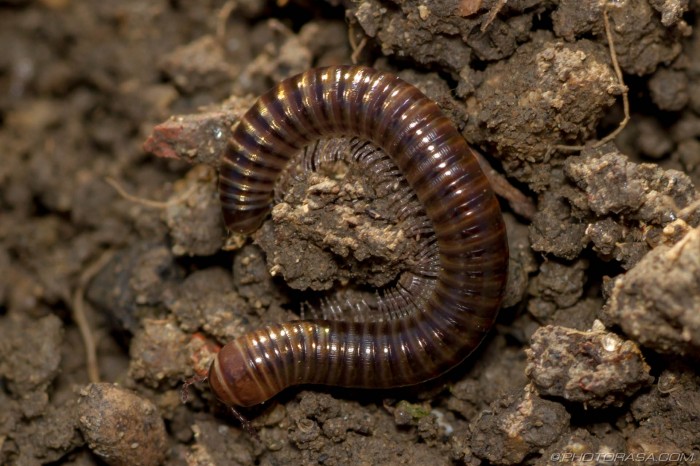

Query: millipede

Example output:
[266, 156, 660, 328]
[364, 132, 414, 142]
[210, 65, 508, 413]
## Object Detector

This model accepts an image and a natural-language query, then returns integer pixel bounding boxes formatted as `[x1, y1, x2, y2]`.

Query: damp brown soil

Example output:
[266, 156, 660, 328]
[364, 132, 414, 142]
[1, 1, 699, 465]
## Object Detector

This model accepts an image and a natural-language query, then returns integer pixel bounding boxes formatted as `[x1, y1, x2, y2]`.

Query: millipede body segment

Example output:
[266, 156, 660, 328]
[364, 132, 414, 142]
[211, 65, 508, 408]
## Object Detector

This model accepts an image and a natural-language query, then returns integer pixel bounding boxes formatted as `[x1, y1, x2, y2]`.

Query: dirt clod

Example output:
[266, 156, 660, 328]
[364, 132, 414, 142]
[530, 147, 699, 267]
[465, 33, 619, 190]
[627, 364, 700, 462]
[254, 163, 423, 291]
[604, 226, 700, 356]
[468, 385, 571, 465]
[128, 319, 191, 389]
[86, 241, 183, 333]
[526, 323, 653, 408]
[0, 313, 63, 400]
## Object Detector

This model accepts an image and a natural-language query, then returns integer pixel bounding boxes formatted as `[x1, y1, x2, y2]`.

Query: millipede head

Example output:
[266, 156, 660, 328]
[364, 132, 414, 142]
[208, 342, 271, 408]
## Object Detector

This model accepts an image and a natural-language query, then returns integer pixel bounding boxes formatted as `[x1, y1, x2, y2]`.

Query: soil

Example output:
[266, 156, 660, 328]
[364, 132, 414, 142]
[1, 1, 699, 465]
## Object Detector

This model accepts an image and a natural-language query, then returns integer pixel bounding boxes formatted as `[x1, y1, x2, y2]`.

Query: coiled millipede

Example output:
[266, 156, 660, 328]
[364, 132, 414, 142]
[210, 65, 508, 415]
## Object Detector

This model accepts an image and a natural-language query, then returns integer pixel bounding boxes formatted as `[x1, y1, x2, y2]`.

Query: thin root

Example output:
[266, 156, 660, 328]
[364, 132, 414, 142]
[216, 1, 237, 44]
[72, 249, 116, 383]
[349, 24, 368, 65]
[554, 3, 629, 153]
[677, 198, 700, 221]
[106, 176, 197, 209]
[474, 150, 536, 219]
[480, 0, 507, 32]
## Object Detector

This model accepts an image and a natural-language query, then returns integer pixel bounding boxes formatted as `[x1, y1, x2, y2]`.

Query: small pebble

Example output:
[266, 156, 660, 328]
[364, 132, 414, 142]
[77, 383, 167, 466]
